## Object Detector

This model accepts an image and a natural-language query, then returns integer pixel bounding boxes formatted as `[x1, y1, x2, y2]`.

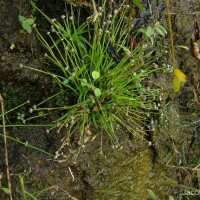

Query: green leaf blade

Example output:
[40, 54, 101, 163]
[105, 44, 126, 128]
[18, 15, 26, 22]
[132, 0, 145, 11]
[26, 18, 35, 25]
[22, 21, 32, 34]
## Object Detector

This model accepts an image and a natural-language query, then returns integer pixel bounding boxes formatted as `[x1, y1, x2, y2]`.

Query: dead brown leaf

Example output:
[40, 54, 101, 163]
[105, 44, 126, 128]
[190, 18, 200, 61]
[85, 126, 92, 135]
[92, 105, 98, 112]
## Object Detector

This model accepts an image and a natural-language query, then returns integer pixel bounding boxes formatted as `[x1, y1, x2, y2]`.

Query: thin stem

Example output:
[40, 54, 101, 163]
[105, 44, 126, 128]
[165, 0, 175, 67]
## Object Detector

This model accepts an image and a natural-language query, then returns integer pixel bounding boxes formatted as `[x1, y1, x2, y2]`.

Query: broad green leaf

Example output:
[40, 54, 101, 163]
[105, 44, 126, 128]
[25, 26, 32, 34]
[26, 18, 35, 25]
[94, 88, 101, 97]
[22, 21, 32, 34]
[18, 15, 26, 22]
[146, 26, 154, 36]
[92, 71, 100, 80]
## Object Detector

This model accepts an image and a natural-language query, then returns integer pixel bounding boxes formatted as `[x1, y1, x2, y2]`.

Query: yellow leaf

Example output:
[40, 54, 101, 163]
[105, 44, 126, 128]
[173, 68, 187, 92]
[173, 77, 181, 92]
[174, 68, 187, 82]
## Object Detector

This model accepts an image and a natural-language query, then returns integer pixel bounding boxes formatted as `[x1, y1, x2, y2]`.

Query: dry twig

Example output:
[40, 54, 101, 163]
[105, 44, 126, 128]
[0, 94, 12, 200]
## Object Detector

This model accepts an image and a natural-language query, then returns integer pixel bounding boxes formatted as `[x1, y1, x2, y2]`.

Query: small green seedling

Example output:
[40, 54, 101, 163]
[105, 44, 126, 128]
[18, 15, 35, 34]
[17, 113, 25, 122]
[80, 71, 101, 96]
[92, 71, 101, 96]
[10, 43, 15, 50]
[138, 23, 167, 44]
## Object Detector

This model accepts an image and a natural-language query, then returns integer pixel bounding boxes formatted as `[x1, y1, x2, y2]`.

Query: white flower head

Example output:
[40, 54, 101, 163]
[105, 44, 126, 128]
[51, 18, 56, 23]
[114, 9, 119, 14]
[32, 105, 37, 110]
[29, 108, 33, 113]
[108, 14, 112, 19]
[107, 20, 111, 24]
[51, 27, 55, 32]
[98, 7, 103, 12]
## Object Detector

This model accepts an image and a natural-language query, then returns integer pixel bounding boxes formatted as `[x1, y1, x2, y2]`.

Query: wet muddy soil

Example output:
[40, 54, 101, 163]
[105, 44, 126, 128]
[0, 0, 200, 199]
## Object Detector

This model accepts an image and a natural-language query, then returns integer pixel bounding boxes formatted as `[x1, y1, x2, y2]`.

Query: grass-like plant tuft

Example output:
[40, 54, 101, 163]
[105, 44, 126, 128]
[22, 0, 167, 154]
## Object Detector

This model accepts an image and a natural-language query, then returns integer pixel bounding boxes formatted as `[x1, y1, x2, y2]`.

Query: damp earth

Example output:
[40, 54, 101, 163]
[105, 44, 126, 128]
[0, 0, 200, 199]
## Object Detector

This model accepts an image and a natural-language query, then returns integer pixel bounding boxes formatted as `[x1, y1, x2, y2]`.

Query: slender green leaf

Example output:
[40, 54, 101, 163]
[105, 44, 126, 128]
[137, 28, 147, 34]
[96, 189, 120, 195]
[19, 175, 26, 200]
[0, 187, 11, 194]
[147, 189, 159, 200]
[155, 23, 167, 35]
[132, 0, 145, 11]
[24, 191, 37, 200]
